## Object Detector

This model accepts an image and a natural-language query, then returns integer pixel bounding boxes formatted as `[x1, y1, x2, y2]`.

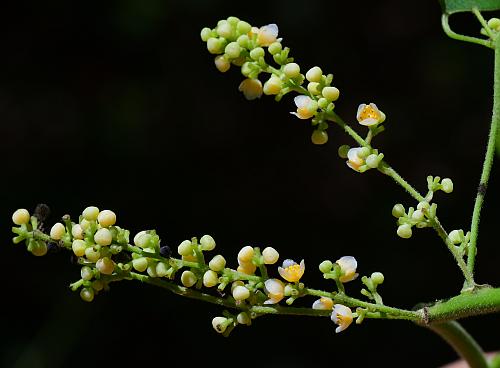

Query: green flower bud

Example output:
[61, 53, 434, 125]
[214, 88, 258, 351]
[12, 209, 30, 225]
[207, 37, 225, 54]
[200, 27, 213, 42]
[72, 224, 84, 240]
[319, 260, 333, 273]
[94, 228, 112, 246]
[132, 257, 148, 272]
[249, 47, 265, 60]
[50, 222, 65, 240]
[321, 86, 340, 102]
[268, 42, 282, 55]
[216, 21, 233, 39]
[237, 34, 249, 48]
[212, 316, 228, 333]
[311, 130, 328, 145]
[318, 97, 329, 109]
[214, 55, 230, 73]
[262, 247, 279, 264]
[200, 235, 216, 251]
[338, 145, 350, 159]
[392, 204, 405, 218]
[80, 287, 95, 302]
[181, 270, 197, 287]
[96, 257, 115, 275]
[306, 66, 322, 83]
[358, 147, 371, 159]
[72, 239, 87, 257]
[85, 246, 101, 263]
[203, 270, 219, 287]
[241, 61, 253, 77]
[371, 272, 384, 285]
[365, 154, 380, 168]
[232, 285, 250, 300]
[237, 312, 251, 325]
[97, 210, 116, 228]
[156, 262, 169, 277]
[227, 16, 240, 26]
[449, 230, 462, 244]
[178, 240, 193, 256]
[488, 18, 500, 30]
[82, 206, 99, 221]
[225, 42, 241, 59]
[236, 21, 251, 34]
[81, 266, 94, 281]
[441, 178, 454, 193]
[397, 224, 412, 239]
[307, 82, 320, 95]
[92, 280, 104, 291]
[29, 240, 48, 256]
[263, 75, 282, 95]
[283, 63, 300, 78]
[411, 209, 425, 222]
[209, 255, 226, 272]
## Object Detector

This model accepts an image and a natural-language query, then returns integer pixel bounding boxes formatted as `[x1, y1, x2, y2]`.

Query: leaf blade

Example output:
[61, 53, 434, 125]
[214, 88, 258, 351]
[440, 0, 500, 14]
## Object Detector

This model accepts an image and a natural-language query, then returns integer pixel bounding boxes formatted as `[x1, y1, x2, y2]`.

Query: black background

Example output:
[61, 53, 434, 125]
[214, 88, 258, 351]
[1, 1, 499, 367]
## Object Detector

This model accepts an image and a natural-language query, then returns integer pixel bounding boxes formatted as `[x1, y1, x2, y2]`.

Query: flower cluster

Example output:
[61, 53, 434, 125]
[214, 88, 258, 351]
[11, 205, 388, 336]
[200, 16, 341, 145]
[392, 176, 454, 239]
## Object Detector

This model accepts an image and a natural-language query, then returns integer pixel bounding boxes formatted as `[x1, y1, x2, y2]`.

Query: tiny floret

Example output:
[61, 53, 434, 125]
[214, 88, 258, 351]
[283, 63, 300, 78]
[356, 103, 385, 126]
[346, 147, 365, 171]
[278, 259, 305, 282]
[12, 209, 30, 225]
[94, 228, 112, 246]
[214, 55, 230, 72]
[312, 297, 334, 310]
[50, 222, 65, 240]
[200, 234, 216, 251]
[232, 285, 250, 301]
[264, 278, 285, 304]
[82, 206, 99, 221]
[97, 210, 116, 228]
[441, 178, 454, 193]
[263, 75, 283, 95]
[336, 256, 358, 283]
[306, 66, 322, 83]
[239, 78, 263, 100]
[331, 304, 353, 333]
[322, 86, 340, 102]
[262, 247, 279, 264]
[256, 24, 279, 46]
[212, 316, 228, 333]
[209, 254, 226, 272]
[238, 246, 255, 263]
[291, 95, 318, 120]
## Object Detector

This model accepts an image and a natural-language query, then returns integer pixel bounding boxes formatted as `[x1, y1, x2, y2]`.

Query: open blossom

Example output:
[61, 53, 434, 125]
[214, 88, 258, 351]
[331, 304, 353, 333]
[356, 103, 386, 126]
[290, 95, 318, 119]
[278, 259, 305, 282]
[264, 278, 285, 304]
[239, 78, 263, 100]
[256, 24, 279, 46]
[336, 256, 358, 283]
[346, 147, 365, 171]
[312, 297, 334, 310]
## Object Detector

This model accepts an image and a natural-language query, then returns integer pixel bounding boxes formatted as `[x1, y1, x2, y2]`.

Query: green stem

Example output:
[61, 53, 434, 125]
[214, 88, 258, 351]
[427, 321, 488, 368]
[441, 13, 493, 49]
[467, 34, 500, 276]
[472, 8, 494, 40]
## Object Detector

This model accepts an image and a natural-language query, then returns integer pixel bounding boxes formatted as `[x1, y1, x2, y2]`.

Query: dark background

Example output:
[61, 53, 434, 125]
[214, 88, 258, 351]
[1, 1, 499, 367]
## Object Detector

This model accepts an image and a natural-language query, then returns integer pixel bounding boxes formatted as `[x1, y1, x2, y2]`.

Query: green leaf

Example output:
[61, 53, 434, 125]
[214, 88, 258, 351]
[439, 0, 500, 14]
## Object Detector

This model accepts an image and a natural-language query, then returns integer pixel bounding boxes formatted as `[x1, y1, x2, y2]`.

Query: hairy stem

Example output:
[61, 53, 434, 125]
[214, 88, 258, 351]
[467, 33, 500, 276]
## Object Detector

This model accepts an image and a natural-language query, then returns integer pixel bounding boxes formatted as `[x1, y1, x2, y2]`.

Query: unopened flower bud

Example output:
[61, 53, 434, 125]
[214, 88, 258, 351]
[307, 82, 320, 95]
[181, 270, 197, 287]
[237, 312, 251, 325]
[283, 63, 300, 78]
[236, 21, 251, 34]
[397, 224, 412, 239]
[207, 37, 225, 54]
[392, 204, 405, 218]
[449, 230, 462, 244]
[262, 247, 279, 264]
[263, 75, 282, 95]
[488, 18, 500, 30]
[200, 27, 212, 42]
[268, 42, 282, 55]
[249, 47, 265, 60]
[371, 272, 384, 285]
[178, 240, 193, 256]
[417, 201, 430, 211]
[72, 239, 87, 257]
[225, 42, 241, 59]
[96, 257, 115, 275]
[233, 285, 250, 300]
[132, 257, 148, 272]
[441, 178, 454, 193]
[97, 210, 116, 228]
[82, 206, 99, 221]
[72, 224, 84, 240]
[216, 21, 233, 39]
[319, 260, 333, 273]
[322, 86, 340, 102]
[80, 287, 94, 302]
[200, 235, 216, 251]
[365, 154, 380, 168]
[94, 228, 112, 246]
[411, 209, 425, 222]
[212, 316, 228, 333]
[338, 145, 350, 159]
[238, 246, 254, 262]
[311, 130, 328, 145]
[12, 209, 30, 225]
[203, 270, 219, 287]
[306, 66, 322, 83]
[50, 222, 65, 240]
[209, 255, 226, 272]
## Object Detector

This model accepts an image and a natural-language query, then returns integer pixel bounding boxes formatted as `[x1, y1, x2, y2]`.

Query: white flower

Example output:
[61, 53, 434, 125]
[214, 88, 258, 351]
[264, 278, 285, 304]
[257, 24, 279, 46]
[336, 256, 358, 283]
[346, 147, 365, 172]
[312, 297, 334, 310]
[290, 95, 318, 120]
[239, 78, 263, 100]
[278, 259, 305, 282]
[331, 304, 353, 333]
[356, 103, 386, 126]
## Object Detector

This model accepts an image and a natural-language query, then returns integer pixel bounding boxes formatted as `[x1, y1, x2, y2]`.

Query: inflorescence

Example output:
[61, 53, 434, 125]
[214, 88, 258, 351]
[11, 205, 414, 337]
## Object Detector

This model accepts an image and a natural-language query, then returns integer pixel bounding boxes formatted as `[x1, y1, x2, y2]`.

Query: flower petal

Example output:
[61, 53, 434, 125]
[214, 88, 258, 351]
[294, 95, 311, 108]
[359, 117, 378, 126]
